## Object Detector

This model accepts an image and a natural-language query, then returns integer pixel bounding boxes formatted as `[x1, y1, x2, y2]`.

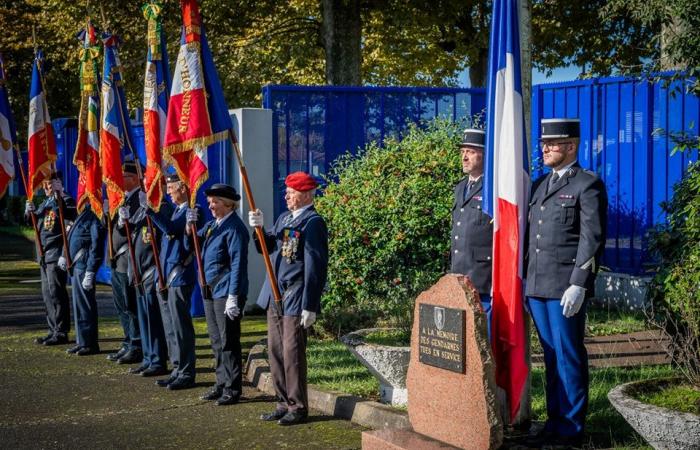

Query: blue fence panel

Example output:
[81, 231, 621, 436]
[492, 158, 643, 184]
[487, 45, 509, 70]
[262, 85, 487, 218]
[532, 75, 699, 273]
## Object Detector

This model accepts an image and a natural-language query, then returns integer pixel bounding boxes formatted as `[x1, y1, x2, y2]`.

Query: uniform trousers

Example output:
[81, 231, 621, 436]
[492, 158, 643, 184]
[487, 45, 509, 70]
[526, 296, 588, 437]
[136, 278, 168, 369]
[480, 294, 492, 342]
[165, 285, 196, 381]
[71, 267, 99, 349]
[267, 305, 308, 413]
[111, 270, 141, 351]
[203, 297, 244, 397]
[158, 290, 179, 377]
[40, 262, 70, 338]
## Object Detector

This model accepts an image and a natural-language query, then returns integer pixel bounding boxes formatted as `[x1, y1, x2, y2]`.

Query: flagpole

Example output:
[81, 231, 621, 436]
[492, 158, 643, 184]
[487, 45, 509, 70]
[14, 145, 45, 260]
[226, 129, 283, 308]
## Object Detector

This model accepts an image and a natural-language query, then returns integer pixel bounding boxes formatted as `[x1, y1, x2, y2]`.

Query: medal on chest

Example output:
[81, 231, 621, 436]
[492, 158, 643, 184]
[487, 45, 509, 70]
[142, 227, 152, 244]
[281, 228, 301, 263]
[44, 210, 56, 230]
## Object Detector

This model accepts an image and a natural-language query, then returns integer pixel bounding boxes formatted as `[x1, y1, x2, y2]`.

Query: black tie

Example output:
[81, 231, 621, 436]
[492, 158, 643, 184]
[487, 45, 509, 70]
[548, 172, 560, 193]
[464, 180, 475, 202]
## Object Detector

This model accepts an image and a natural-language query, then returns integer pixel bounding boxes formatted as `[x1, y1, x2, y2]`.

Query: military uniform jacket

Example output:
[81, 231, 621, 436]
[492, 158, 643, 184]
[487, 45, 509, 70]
[186, 212, 249, 300]
[148, 203, 202, 288]
[32, 194, 77, 264]
[110, 190, 140, 273]
[125, 201, 173, 287]
[255, 206, 328, 316]
[525, 163, 608, 298]
[67, 208, 106, 273]
[450, 177, 493, 295]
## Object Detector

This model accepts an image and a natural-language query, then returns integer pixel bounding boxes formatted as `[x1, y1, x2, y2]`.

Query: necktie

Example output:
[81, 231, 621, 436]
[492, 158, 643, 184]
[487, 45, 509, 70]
[547, 172, 560, 194]
[464, 180, 475, 202]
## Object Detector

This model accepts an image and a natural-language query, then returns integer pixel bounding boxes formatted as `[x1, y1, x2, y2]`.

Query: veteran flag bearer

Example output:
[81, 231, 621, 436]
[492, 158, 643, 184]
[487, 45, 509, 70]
[525, 118, 607, 447]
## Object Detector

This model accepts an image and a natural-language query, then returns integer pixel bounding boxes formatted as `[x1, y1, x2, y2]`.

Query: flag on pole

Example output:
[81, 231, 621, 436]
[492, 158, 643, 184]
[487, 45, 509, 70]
[100, 32, 136, 218]
[73, 20, 103, 216]
[483, 0, 530, 422]
[142, 1, 170, 212]
[0, 53, 17, 199]
[163, 0, 232, 206]
[27, 50, 57, 201]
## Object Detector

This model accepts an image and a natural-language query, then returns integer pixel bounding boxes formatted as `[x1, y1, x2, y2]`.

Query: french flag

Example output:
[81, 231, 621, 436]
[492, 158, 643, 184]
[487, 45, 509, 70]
[142, 3, 171, 212]
[0, 53, 16, 199]
[27, 50, 57, 201]
[483, 0, 530, 422]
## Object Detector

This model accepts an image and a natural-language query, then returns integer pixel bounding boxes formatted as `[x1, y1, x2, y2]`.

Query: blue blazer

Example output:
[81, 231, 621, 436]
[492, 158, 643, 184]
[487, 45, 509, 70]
[255, 206, 328, 316]
[186, 211, 249, 300]
[67, 207, 105, 273]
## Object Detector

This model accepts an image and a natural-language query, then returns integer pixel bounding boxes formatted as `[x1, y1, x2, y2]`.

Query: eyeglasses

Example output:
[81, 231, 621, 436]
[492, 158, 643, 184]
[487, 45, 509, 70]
[541, 140, 571, 151]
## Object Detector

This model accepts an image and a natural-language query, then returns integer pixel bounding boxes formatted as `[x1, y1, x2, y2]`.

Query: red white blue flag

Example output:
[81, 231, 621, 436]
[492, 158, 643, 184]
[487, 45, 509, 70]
[483, 0, 530, 422]
[0, 53, 16, 199]
[100, 32, 135, 218]
[27, 50, 57, 201]
[163, 0, 232, 207]
[142, 1, 170, 212]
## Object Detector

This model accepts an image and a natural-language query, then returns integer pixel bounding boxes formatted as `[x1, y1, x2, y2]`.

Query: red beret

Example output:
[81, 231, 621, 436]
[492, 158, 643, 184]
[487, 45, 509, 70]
[285, 172, 318, 192]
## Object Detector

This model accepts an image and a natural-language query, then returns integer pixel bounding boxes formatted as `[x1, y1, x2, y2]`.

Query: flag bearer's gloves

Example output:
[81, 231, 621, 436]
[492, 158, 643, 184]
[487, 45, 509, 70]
[117, 207, 130, 227]
[82, 271, 95, 290]
[139, 191, 148, 210]
[25, 201, 35, 215]
[50, 179, 64, 196]
[225, 295, 240, 320]
[248, 209, 263, 228]
[186, 208, 198, 224]
[301, 310, 317, 329]
[560, 285, 586, 318]
[57, 256, 67, 272]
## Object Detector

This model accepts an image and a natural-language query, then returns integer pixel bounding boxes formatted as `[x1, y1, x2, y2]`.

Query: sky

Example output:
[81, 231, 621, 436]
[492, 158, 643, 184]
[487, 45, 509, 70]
[458, 65, 583, 87]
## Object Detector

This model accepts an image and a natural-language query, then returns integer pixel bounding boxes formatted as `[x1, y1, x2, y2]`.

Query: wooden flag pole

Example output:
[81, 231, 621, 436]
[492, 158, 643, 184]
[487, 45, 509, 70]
[13, 145, 45, 260]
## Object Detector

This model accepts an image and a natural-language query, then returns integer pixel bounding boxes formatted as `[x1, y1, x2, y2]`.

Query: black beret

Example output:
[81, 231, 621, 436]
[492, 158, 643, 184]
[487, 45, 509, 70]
[165, 173, 181, 183]
[459, 128, 485, 149]
[204, 183, 241, 201]
[541, 118, 580, 139]
[122, 160, 144, 175]
[49, 171, 63, 180]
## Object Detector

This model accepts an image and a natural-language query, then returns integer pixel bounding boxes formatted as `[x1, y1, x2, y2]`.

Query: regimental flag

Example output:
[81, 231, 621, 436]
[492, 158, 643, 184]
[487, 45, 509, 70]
[27, 50, 57, 201]
[0, 53, 17, 199]
[142, 2, 170, 212]
[73, 20, 103, 216]
[163, 0, 232, 206]
[100, 32, 136, 218]
[483, 0, 530, 422]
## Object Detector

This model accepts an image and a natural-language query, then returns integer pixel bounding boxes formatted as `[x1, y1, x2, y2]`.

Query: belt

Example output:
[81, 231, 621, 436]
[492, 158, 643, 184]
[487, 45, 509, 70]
[166, 254, 194, 287]
[207, 270, 230, 291]
[73, 248, 87, 264]
[140, 266, 156, 284]
[115, 243, 129, 258]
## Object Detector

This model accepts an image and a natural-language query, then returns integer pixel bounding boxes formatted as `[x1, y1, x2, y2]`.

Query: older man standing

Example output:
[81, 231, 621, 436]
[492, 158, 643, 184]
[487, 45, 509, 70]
[249, 172, 328, 426]
[525, 118, 607, 447]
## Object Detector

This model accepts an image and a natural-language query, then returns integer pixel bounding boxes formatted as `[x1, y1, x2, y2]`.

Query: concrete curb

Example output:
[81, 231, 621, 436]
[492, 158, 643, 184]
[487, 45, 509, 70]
[245, 339, 410, 430]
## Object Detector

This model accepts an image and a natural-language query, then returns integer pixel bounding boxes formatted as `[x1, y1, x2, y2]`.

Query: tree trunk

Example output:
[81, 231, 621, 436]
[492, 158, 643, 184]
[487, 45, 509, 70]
[321, 0, 362, 85]
[469, 46, 489, 88]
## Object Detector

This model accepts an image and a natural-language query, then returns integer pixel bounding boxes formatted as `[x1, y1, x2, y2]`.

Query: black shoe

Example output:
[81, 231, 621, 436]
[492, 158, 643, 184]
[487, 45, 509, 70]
[278, 411, 308, 426]
[156, 375, 177, 387]
[260, 409, 288, 421]
[66, 344, 82, 354]
[523, 428, 557, 447]
[548, 433, 584, 448]
[35, 334, 52, 345]
[117, 349, 143, 365]
[77, 347, 100, 356]
[215, 391, 240, 406]
[200, 386, 223, 401]
[141, 367, 169, 377]
[107, 347, 128, 361]
[167, 378, 195, 391]
[43, 335, 68, 346]
[128, 364, 149, 375]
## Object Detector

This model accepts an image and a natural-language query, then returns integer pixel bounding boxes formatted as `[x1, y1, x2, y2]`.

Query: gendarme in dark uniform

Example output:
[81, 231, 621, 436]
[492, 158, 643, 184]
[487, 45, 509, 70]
[451, 129, 493, 339]
[525, 118, 607, 447]
[25, 172, 76, 346]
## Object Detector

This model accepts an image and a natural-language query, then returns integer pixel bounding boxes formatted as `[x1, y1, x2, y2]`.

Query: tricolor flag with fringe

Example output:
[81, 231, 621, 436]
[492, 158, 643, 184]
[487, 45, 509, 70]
[483, 0, 530, 422]
[73, 20, 103, 216]
[0, 53, 16, 199]
[163, 0, 232, 207]
[100, 32, 135, 218]
[142, 1, 170, 212]
[27, 50, 56, 201]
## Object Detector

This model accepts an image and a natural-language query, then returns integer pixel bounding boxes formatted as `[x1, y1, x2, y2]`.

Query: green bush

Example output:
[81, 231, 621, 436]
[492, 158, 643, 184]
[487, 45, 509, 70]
[648, 160, 700, 388]
[316, 119, 466, 336]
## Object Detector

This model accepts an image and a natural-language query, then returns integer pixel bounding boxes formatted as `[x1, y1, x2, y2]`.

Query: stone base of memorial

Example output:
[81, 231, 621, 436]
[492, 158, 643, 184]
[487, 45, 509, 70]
[362, 274, 503, 450]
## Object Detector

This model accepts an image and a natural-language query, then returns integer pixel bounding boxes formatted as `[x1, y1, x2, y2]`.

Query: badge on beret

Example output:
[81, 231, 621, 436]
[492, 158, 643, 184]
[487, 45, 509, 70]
[281, 228, 300, 263]
[44, 210, 56, 230]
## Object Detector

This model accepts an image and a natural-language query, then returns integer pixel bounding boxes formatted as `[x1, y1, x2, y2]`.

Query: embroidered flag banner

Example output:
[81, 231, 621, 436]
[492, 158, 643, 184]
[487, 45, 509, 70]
[482, 0, 531, 422]
[73, 20, 103, 215]
[163, 0, 232, 206]
[0, 53, 17, 199]
[142, 1, 170, 212]
[27, 50, 57, 200]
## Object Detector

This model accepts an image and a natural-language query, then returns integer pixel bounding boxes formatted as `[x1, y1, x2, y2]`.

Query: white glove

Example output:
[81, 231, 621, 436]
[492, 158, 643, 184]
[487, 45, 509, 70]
[57, 256, 67, 271]
[138, 191, 148, 209]
[186, 208, 198, 224]
[50, 179, 64, 195]
[225, 294, 240, 320]
[25, 201, 36, 215]
[82, 271, 95, 290]
[560, 285, 586, 318]
[248, 209, 264, 227]
[117, 206, 130, 227]
[300, 310, 317, 329]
